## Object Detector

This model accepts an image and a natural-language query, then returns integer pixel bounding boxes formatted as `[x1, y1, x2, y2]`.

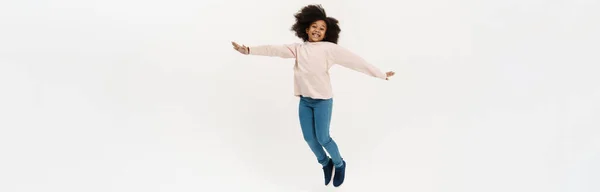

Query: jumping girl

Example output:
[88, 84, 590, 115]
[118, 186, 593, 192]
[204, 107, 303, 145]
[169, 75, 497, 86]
[231, 4, 395, 187]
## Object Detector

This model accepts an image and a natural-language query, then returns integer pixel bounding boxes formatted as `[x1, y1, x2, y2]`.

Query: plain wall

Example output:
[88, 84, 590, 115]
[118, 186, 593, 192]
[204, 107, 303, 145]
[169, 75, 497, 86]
[1, 0, 599, 191]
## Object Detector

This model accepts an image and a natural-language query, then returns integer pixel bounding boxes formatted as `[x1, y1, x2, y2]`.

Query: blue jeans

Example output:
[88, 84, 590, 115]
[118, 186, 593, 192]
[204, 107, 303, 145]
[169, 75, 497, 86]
[298, 96, 344, 168]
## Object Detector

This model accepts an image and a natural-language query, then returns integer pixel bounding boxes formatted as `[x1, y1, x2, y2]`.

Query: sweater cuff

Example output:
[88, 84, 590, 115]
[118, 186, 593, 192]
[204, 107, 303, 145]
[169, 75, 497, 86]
[379, 71, 388, 80]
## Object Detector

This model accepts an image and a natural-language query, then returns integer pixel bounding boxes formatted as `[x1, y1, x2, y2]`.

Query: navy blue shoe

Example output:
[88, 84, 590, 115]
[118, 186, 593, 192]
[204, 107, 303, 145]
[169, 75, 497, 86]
[333, 161, 346, 187]
[322, 158, 334, 185]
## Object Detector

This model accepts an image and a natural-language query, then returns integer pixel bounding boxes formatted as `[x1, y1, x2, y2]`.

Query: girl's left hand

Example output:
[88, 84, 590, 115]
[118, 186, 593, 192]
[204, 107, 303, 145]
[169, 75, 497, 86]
[386, 71, 395, 80]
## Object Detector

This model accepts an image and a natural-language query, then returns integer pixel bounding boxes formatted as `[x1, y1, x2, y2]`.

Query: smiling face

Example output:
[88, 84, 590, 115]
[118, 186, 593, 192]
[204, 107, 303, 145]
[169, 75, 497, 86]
[305, 20, 327, 42]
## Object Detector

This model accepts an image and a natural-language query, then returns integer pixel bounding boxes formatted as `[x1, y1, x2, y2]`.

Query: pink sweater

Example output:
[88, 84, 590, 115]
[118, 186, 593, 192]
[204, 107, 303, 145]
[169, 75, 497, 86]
[249, 41, 387, 99]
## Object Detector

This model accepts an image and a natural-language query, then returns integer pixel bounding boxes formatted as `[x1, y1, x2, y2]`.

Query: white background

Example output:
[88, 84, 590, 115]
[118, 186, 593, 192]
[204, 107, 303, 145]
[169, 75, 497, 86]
[1, 0, 599, 191]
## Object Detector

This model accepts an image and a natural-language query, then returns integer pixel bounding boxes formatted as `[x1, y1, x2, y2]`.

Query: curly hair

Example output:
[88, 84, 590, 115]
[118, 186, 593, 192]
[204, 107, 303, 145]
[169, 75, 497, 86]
[291, 4, 341, 44]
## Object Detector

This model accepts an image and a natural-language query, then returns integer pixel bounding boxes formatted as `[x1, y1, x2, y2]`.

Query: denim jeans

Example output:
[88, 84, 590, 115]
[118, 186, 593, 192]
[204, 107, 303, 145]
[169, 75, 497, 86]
[298, 96, 344, 168]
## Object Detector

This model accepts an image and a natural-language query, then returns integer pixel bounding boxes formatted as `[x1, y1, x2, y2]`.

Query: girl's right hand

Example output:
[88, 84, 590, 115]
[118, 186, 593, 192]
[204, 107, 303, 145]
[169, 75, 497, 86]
[232, 41, 249, 55]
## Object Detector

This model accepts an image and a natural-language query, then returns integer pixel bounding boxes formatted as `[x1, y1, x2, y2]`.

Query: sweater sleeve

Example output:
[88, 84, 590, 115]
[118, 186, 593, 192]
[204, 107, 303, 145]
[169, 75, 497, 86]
[329, 44, 387, 80]
[248, 44, 298, 59]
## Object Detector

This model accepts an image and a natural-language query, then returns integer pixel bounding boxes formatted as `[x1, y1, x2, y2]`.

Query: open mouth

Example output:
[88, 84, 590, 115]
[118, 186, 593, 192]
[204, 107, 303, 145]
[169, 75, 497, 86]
[312, 33, 320, 39]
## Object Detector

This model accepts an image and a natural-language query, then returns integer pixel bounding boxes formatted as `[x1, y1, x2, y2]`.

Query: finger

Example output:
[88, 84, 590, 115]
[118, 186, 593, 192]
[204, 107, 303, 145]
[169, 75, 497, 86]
[232, 42, 241, 49]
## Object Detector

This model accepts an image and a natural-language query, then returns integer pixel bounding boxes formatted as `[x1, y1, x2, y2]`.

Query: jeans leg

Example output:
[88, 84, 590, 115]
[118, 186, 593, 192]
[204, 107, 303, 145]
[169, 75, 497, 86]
[313, 98, 343, 168]
[299, 98, 329, 166]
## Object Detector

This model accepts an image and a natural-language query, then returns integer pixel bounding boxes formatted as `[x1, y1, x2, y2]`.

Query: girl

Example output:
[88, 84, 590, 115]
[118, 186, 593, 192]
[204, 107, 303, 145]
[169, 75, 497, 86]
[231, 4, 395, 187]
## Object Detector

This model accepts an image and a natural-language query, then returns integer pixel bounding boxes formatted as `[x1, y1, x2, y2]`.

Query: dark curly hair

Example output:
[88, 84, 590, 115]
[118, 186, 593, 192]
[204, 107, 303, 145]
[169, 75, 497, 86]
[291, 4, 341, 44]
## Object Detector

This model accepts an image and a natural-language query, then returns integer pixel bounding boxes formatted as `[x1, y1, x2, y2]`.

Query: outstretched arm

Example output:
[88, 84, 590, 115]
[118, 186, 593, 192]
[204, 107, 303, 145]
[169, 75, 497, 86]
[330, 45, 395, 80]
[231, 41, 297, 59]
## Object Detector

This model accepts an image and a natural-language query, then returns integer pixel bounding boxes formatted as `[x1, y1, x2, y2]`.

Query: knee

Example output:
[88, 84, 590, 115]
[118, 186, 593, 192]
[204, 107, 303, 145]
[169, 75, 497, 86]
[317, 136, 332, 146]
[304, 135, 318, 144]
